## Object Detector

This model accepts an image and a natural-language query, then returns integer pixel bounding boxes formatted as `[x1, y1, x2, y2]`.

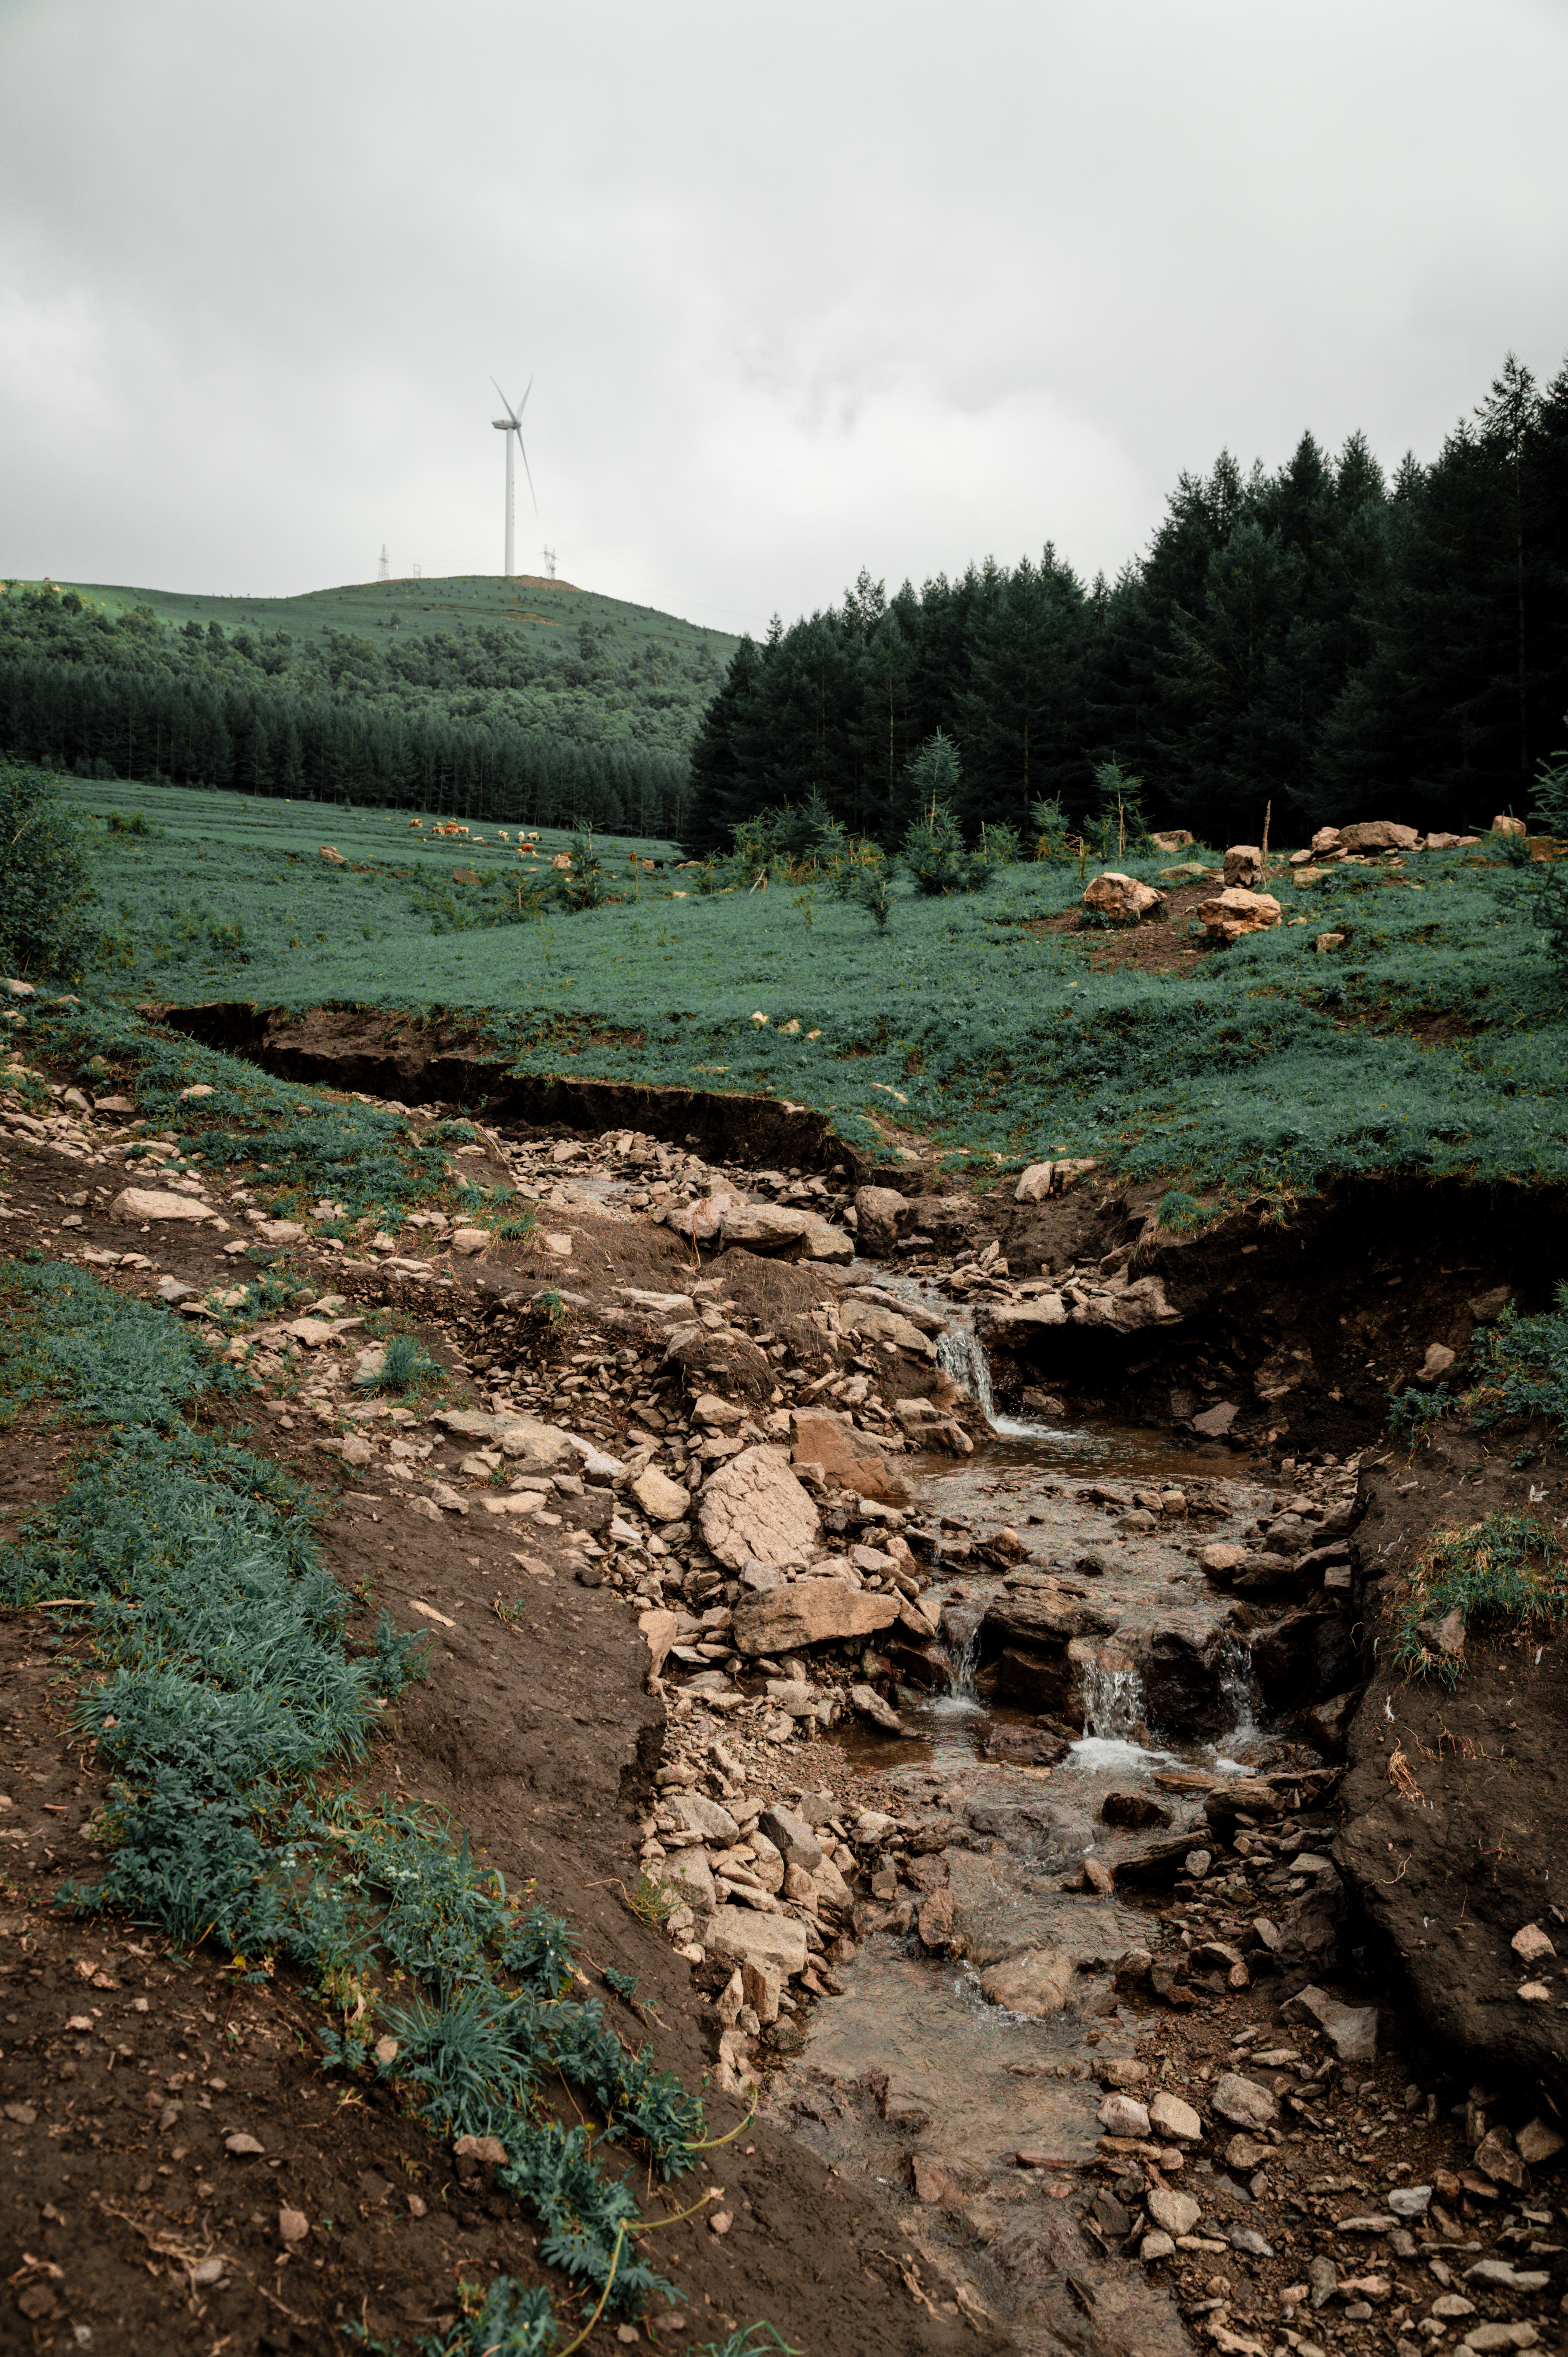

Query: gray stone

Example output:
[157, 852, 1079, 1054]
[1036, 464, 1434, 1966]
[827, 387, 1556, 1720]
[1282, 1984, 1378, 2063]
[1211, 2073, 1277, 2130]
[1095, 2091, 1152, 2138]
[1387, 2184, 1431, 2220]
[704, 1906, 809, 1980]
[667, 1792, 739, 1844]
[1146, 2186, 1199, 2236]
[758, 1805, 822, 1873]
[849, 1682, 902, 1732]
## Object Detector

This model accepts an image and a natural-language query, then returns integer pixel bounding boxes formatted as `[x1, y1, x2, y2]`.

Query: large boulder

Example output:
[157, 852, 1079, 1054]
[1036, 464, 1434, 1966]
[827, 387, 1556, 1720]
[1196, 887, 1282, 944]
[1083, 871, 1164, 924]
[983, 1592, 1121, 1650]
[1339, 820, 1420, 852]
[853, 1186, 911, 1251]
[663, 1323, 776, 1400]
[699, 1445, 820, 1568]
[1222, 844, 1264, 887]
[1067, 1274, 1180, 1332]
[1149, 829, 1194, 853]
[731, 1578, 899, 1657]
[720, 1203, 853, 1263]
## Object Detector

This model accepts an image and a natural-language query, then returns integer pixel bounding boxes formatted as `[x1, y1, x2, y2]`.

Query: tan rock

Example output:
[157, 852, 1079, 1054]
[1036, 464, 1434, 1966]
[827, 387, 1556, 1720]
[637, 1608, 680, 1681]
[1196, 887, 1282, 944]
[850, 1681, 902, 1731]
[450, 1227, 491, 1255]
[699, 1444, 821, 1568]
[704, 1905, 809, 1979]
[692, 1393, 745, 1428]
[1492, 814, 1527, 837]
[790, 1410, 912, 1506]
[109, 1187, 215, 1224]
[1418, 1342, 1455, 1382]
[1311, 826, 1343, 855]
[1511, 1921, 1556, 1966]
[1083, 871, 1164, 924]
[1212, 2071, 1277, 2129]
[1340, 820, 1421, 851]
[1148, 2090, 1203, 2142]
[1223, 844, 1263, 887]
[1517, 2115, 1567, 2165]
[842, 1302, 935, 1360]
[854, 1186, 910, 1248]
[720, 1202, 852, 1262]
[1014, 1161, 1054, 1203]
[319, 844, 348, 866]
[454, 2133, 508, 2166]
[662, 1190, 736, 1244]
[1146, 2185, 1200, 2236]
[989, 1295, 1067, 1332]
[980, 1949, 1074, 2017]
[733, 1579, 899, 1656]
[631, 1467, 690, 1523]
[1149, 829, 1194, 853]
[1198, 1542, 1248, 1574]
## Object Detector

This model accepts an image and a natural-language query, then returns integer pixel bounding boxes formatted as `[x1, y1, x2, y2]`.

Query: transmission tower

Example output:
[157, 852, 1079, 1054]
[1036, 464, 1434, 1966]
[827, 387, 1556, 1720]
[542, 545, 556, 580]
[378, 544, 390, 583]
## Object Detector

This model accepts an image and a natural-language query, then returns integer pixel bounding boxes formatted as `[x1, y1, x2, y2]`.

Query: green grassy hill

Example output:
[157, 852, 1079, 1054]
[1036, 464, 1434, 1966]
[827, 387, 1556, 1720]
[42, 571, 736, 675]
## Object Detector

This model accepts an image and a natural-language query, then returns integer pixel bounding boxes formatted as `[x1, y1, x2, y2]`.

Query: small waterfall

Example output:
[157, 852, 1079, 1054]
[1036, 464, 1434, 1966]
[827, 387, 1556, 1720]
[937, 1622, 981, 1700]
[1213, 1634, 1261, 1759]
[937, 1324, 996, 1423]
[1080, 1659, 1146, 1740]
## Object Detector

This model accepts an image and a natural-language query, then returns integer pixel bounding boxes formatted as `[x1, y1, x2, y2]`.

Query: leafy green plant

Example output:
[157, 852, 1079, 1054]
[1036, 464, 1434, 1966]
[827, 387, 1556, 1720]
[833, 855, 893, 930]
[357, 1332, 443, 1396]
[1387, 1383, 1455, 1445]
[626, 1872, 680, 1928]
[496, 1210, 539, 1242]
[1395, 1511, 1564, 1685]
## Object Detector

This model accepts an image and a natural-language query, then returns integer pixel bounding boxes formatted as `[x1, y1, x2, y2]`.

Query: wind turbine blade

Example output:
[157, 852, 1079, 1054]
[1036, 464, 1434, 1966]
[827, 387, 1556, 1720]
[518, 435, 538, 514]
[516, 375, 533, 416]
[490, 373, 521, 426]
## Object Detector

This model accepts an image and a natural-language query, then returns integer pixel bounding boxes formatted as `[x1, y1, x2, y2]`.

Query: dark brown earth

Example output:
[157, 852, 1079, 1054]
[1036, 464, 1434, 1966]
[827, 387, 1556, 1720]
[0, 1119, 996, 2357]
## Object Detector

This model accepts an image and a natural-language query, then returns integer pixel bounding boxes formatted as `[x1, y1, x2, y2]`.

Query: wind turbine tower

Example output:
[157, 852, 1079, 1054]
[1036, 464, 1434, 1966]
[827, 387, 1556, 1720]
[491, 377, 536, 578]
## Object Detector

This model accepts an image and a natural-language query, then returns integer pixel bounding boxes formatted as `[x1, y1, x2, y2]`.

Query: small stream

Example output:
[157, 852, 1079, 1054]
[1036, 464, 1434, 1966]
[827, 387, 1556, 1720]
[775, 1302, 1276, 2342]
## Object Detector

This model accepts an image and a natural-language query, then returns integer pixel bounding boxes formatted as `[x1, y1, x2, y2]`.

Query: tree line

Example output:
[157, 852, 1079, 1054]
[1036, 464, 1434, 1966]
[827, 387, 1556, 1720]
[687, 353, 1568, 850]
[0, 589, 696, 836]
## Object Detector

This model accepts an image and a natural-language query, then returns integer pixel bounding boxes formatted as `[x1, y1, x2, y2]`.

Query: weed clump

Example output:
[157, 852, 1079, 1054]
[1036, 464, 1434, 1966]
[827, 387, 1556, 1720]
[1469, 1283, 1568, 1442]
[1395, 1511, 1565, 1685]
[357, 1331, 444, 1396]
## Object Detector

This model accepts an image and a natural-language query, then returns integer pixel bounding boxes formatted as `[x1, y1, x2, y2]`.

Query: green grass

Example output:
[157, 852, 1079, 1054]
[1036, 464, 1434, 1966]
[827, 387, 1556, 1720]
[27, 767, 1568, 1198]
[1395, 1510, 1565, 1685]
[0, 1257, 717, 2338]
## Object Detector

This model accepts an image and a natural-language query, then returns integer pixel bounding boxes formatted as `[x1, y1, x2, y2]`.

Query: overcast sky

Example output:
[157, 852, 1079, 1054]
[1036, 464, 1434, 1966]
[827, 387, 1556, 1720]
[4, 0, 1566, 636]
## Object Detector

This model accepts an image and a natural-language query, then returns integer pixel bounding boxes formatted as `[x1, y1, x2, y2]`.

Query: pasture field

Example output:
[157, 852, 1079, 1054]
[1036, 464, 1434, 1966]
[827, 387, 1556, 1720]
[50, 774, 1568, 1202]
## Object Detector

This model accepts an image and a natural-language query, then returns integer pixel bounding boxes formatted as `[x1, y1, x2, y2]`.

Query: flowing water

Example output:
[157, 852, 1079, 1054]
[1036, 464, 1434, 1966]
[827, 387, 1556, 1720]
[772, 1315, 1278, 2342]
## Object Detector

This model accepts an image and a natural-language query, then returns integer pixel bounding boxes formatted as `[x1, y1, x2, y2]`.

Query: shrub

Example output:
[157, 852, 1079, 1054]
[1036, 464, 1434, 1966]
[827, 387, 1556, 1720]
[833, 853, 893, 929]
[1155, 1188, 1211, 1235]
[0, 759, 97, 977]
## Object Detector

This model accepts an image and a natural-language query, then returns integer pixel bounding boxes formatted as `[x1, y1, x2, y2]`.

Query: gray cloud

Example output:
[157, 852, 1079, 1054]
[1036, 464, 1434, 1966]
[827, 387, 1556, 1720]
[4, 0, 1566, 633]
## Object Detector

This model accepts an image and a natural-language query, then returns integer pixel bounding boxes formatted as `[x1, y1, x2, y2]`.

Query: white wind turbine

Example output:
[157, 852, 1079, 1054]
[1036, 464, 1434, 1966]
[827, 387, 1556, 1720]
[491, 376, 536, 578]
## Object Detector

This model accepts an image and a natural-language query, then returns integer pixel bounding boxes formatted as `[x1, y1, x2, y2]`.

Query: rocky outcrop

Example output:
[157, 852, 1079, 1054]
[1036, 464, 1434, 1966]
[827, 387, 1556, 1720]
[719, 1203, 853, 1263]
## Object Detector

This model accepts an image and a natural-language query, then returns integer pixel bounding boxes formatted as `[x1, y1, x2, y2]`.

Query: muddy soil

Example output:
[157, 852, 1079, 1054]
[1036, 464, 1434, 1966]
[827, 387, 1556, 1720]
[4, 1005, 1568, 2357]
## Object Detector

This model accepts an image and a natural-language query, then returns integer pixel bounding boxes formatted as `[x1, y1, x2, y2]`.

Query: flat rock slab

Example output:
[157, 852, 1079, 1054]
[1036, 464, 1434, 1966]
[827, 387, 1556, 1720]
[704, 1905, 809, 1979]
[733, 1579, 899, 1656]
[980, 1950, 1075, 2017]
[699, 1444, 821, 1569]
[110, 1188, 215, 1223]
[437, 1409, 576, 1470]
